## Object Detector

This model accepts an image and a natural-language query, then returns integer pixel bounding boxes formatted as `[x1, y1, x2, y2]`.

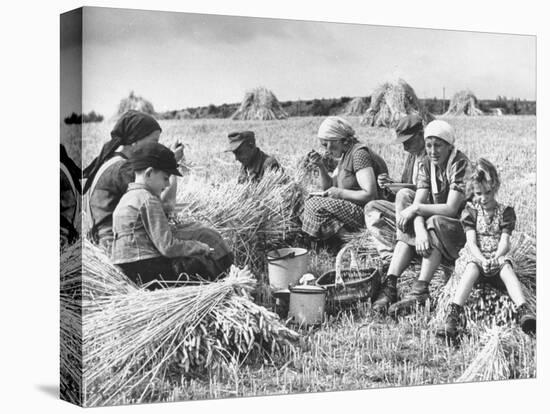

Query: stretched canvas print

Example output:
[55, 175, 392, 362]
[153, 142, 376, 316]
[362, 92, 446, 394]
[60, 6, 537, 407]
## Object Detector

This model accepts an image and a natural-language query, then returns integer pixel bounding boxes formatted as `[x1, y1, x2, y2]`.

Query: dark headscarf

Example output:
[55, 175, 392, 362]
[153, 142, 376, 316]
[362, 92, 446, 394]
[60, 144, 82, 193]
[83, 110, 161, 193]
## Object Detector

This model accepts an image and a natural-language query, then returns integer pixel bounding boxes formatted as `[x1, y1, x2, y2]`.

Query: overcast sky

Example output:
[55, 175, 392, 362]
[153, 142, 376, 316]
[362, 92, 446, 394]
[60, 6, 536, 118]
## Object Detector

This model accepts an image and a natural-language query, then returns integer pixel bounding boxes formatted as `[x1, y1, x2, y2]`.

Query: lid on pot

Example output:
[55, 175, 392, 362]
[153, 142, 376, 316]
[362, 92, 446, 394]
[289, 285, 326, 294]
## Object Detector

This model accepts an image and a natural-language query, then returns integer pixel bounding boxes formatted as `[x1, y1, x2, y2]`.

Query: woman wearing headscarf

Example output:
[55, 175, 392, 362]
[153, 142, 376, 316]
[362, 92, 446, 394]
[301, 116, 389, 244]
[83, 110, 170, 251]
[372, 120, 470, 315]
[83, 110, 233, 280]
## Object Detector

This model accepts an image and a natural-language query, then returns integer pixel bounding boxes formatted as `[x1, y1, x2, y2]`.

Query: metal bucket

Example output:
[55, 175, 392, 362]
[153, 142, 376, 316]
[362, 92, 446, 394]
[267, 247, 309, 291]
[288, 285, 326, 326]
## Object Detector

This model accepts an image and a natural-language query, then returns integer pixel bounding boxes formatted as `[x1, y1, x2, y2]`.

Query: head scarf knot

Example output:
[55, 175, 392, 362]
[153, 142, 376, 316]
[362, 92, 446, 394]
[317, 116, 356, 141]
[83, 110, 161, 193]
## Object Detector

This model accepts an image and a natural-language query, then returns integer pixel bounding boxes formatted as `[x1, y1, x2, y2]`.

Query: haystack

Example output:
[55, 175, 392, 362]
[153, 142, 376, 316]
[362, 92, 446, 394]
[361, 79, 433, 127]
[116, 91, 156, 117]
[175, 109, 192, 120]
[231, 87, 288, 120]
[83, 264, 298, 406]
[174, 172, 304, 278]
[457, 325, 534, 382]
[445, 90, 484, 116]
[342, 96, 369, 116]
[60, 239, 298, 406]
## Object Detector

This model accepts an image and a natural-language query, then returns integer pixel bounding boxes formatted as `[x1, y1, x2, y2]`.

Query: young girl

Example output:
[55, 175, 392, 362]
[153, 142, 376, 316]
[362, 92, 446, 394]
[437, 158, 535, 339]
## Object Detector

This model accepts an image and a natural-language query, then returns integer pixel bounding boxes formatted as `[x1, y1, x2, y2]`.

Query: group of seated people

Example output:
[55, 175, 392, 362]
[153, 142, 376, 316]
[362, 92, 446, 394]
[60, 110, 535, 339]
[61, 111, 279, 285]
[297, 114, 535, 337]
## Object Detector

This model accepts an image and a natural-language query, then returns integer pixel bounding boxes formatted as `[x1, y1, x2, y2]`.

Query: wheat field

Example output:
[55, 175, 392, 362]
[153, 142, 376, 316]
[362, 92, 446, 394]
[61, 115, 536, 404]
[65, 115, 535, 234]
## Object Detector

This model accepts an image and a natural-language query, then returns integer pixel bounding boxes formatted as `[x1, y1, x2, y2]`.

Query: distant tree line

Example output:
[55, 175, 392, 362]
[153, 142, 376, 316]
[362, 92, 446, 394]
[64, 111, 104, 124]
[157, 96, 535, 120]
[71, 96, 535, 123]
[431, 97, 535, 115]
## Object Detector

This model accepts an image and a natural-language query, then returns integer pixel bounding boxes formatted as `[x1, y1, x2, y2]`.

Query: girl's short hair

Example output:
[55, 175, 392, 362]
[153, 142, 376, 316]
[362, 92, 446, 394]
[466, 158, 501, 197]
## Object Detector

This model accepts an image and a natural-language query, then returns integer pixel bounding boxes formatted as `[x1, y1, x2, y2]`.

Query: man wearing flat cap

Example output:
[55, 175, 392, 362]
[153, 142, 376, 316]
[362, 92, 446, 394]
[364, 114, 427, 258]
[224, 131, 282, 184]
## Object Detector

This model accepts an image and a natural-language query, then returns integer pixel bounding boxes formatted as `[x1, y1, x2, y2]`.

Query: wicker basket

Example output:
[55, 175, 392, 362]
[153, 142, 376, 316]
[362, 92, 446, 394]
[316, 244, 382, 312]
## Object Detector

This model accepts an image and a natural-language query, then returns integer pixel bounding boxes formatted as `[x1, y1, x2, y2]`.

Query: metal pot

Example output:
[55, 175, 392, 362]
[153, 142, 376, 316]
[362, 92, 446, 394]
[288, 284, 326, 326]
[267, 247, 309, 291]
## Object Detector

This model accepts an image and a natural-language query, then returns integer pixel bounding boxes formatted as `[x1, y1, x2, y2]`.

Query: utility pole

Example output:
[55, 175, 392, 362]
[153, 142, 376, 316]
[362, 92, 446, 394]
[443, 87, 446, 113]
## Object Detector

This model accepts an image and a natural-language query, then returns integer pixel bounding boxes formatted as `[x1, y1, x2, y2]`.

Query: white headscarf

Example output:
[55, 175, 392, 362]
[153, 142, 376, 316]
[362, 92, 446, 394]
[317, 116, 356, 141]
[424, 120, 455, 145]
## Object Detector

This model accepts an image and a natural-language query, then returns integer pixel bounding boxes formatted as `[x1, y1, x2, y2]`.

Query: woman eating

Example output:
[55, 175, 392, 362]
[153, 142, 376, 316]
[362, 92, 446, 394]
[301, 116, 389, 247]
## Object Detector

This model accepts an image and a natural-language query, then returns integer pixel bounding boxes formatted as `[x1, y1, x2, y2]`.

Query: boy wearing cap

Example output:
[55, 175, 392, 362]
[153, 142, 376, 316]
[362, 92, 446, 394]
[111, 142, 227, 287]
[224, 131, 282, 184]
[372, 120, 470, 314]
[364, 114, 427, 257]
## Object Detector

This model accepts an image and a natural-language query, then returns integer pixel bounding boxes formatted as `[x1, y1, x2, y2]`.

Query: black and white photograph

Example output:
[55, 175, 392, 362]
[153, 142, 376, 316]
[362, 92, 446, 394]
[4, 1, 547, 413]
[57, 4, 540, 408]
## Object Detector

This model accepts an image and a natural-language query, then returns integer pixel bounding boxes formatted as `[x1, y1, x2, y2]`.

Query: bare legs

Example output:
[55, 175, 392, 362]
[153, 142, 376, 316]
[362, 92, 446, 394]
[451, 263, 480, 305]
[418, 247, 442, 284]
[387, 241, 414, 276]
[386, 241, 443, 284]
[499, 263, 526, 306]
[452, 262, 526, 307]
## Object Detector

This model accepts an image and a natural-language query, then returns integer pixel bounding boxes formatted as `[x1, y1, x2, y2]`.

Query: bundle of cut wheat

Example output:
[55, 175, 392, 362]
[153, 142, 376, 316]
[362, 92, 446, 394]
[173, 171, 305, 277]
[115, 91, 156, 118]
[60, 240, 138, 404]
[82, 239, 137, 299]
[61, 239, 137, 301]
[60, 293, 82, 405]
[361, 79, 433, 127]
[342, 96, 370, 116]
[82, 266, 298, 406]
[434, 233, 536, 324]
[457, 325, 534, 382]
[231, 87, 288, 120]
[60, 240, 83, 299]
[444, 90, 484, 116]
[60, 241, 84, 405]
[175, 109, 192, 120]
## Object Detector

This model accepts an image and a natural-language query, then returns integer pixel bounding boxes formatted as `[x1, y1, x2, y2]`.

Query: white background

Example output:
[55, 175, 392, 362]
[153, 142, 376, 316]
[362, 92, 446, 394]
[0, 0, 546, 413]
